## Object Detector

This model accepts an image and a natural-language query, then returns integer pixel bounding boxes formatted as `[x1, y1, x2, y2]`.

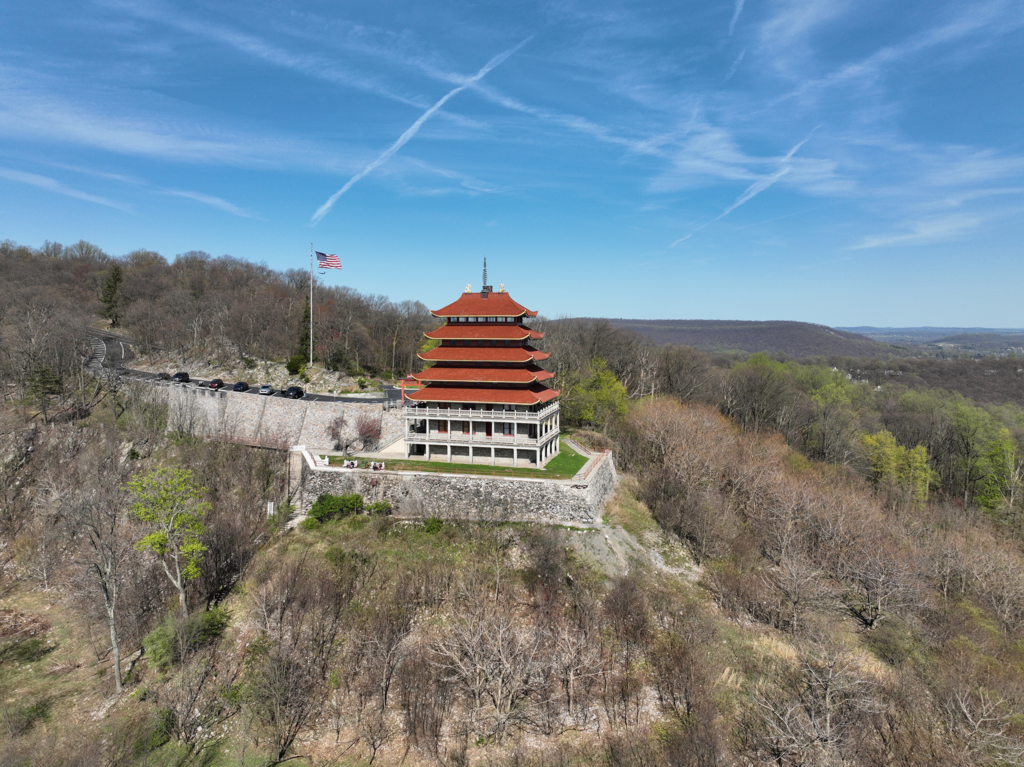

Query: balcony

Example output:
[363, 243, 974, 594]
[404, 402, 559, 422]
[408, 430, 544, 446]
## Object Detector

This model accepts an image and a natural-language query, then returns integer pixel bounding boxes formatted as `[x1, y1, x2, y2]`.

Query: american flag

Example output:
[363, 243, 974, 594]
[315, 251, 343, 270]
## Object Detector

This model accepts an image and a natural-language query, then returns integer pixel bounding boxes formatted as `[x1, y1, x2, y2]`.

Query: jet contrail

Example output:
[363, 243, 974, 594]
[671, 131, 815, 247]
[312, 38, 531, 224]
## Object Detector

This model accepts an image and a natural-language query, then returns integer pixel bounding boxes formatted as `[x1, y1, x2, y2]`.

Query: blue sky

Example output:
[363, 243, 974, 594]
[2, 0, 1023, 326]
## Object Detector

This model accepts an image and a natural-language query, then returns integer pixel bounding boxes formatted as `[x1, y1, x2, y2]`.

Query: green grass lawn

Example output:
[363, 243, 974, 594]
[328, 441, 590, 479]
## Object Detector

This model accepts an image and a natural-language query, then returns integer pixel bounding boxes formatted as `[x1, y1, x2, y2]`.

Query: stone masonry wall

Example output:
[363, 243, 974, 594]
[298, 452, 617, 525]
[159, 384, 403, 451]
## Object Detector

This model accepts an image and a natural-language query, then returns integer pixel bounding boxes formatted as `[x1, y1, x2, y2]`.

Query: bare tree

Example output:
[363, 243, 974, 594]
[433, 592, 546, 740]
[52, 438, 134, 693]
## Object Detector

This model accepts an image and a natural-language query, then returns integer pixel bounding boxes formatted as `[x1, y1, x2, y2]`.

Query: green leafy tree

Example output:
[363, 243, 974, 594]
[99, 262, 123, 326]
[943, 400, 999, 507]
[587, 358, 629, 433]
[808, 380, 856, 465]
[127, 467, 210, 616]
[561, 358, 628, 433]
[861, 430, 934, 509]
[977, 428, 1023, 516]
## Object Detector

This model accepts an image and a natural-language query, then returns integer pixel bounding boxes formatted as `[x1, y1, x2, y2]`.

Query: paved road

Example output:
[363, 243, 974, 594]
[87, 331, 403, 405]
[88, 330, 137, 370]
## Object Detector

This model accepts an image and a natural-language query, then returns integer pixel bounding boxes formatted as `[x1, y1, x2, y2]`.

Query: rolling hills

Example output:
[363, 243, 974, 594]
[600, 318, 905, 357]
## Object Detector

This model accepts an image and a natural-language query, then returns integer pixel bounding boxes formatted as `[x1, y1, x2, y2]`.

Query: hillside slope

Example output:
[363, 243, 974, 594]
[600, 318, 904, 357]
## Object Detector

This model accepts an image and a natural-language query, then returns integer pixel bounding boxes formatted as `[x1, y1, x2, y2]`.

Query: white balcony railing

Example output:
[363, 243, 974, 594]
[404, 402, 559, 422]
[408, 431, 545, 446]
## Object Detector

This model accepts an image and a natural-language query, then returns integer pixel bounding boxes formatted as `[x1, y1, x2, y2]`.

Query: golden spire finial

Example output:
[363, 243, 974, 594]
[499, 283, 505, 293]
[465, 284, 472, 293]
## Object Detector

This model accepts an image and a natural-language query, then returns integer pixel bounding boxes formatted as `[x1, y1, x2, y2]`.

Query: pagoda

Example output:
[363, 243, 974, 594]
[404, 264, 560, 467]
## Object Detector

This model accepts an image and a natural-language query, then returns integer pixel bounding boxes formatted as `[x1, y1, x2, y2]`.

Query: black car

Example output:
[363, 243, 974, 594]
[232, 381, 250, 392]
[172, 372, 190, 383]
[283, 386, 305, 399]
[156, 372, 171, 381]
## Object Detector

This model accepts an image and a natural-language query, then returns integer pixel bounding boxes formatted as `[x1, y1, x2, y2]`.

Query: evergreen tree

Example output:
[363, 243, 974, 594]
[26, 366, 63, 423]
[297, 296, 311, 362]
[100, 262, 123, 326]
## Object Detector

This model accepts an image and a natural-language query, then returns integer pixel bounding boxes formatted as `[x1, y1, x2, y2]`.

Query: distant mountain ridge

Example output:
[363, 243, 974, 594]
[838, 327, 1024, 345]
[598, 319, 903, 358]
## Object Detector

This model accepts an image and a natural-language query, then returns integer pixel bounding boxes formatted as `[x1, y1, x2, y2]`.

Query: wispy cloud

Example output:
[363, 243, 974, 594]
[163, 189, 256, 218]
[0, 66, 357, 171]
[400, 158, 504, 196]
[724, 50, 746, 81]
[850, 214, 983, 249]
[311, 38, 530, 224]
[102, 0, 424, 110]
[671, 132, 815, 246]
[770, 0, 1022, 104]
[729, 0, 747, 36]
[0, 167, 130, 212]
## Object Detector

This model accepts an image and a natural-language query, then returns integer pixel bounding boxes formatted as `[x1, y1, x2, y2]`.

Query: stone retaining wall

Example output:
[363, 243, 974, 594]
[160, 385, 403, 450]
[297, 451, 617, 525]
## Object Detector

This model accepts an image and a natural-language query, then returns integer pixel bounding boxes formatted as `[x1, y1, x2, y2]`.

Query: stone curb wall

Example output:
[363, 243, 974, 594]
[296, 450, 617, 525]
[159, 385, 403, 450]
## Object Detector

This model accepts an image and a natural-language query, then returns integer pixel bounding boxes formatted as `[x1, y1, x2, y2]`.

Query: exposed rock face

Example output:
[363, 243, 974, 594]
[298, 452, 617, 525]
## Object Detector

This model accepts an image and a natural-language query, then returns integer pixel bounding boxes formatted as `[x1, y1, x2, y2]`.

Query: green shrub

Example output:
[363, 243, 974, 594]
[423, 517, 443, 534]
[0, 638, 55, 665]
[864, 619, 921, 666]
[242, 356, 256, 369]
[309, 493, 364, 522]
[366, 499, 392, 516]
[267, 503, 293, 530]
[143, 608, 229, 671]
[299, 517, 321, 531]
[2, 698, 50, 736]
[286, 354, 306, 375]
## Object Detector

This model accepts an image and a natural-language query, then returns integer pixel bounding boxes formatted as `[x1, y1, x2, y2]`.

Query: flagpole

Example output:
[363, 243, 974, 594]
[309, 243, 314, 368]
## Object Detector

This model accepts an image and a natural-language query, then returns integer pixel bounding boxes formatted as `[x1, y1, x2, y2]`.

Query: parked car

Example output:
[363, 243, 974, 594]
[284, 386, 305, 399]
[258, 384, 274, 395]
[208, 379, 225, 390]
[156, 372, 171, 381]
[172, 372, 190, 383]
[232, 381, 249, 392]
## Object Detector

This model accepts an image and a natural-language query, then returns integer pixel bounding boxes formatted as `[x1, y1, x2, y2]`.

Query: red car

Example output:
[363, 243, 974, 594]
[208, 379, 225, 390]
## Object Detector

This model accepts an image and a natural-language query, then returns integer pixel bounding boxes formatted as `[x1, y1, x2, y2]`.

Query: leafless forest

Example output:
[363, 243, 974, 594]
[1, 239, 1024, 766]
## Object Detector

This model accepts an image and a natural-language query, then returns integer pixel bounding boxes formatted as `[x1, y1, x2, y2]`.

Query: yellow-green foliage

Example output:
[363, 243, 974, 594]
[861, 429, 934, 508]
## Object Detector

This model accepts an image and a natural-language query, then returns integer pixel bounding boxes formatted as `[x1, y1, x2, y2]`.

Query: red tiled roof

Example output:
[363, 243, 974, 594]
[412, 365, 555, 384]
[431, 291, 538, 318]
[406, 384, 560, 405]
[418, 346, 551, 363]
[423, 325, 543, 341]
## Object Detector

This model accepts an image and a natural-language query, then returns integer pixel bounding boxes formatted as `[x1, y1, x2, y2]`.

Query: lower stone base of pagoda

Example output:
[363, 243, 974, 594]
[405, 434, 560, 468]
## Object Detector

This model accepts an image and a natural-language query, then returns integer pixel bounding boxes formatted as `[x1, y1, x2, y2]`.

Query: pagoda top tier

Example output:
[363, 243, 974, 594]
[431, 288, 537, 319]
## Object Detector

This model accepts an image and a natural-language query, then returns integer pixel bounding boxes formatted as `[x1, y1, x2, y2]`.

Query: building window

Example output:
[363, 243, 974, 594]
[462, 421, 470, 434]
[437, 420, 448, 433]
[502, 423, 513, 435]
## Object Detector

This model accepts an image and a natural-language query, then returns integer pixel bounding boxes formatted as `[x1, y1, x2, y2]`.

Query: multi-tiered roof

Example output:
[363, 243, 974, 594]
[408, 285, 559, 406]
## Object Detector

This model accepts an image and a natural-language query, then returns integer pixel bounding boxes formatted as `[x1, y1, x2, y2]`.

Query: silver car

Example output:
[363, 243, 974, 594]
[258, 384, 274, 395]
